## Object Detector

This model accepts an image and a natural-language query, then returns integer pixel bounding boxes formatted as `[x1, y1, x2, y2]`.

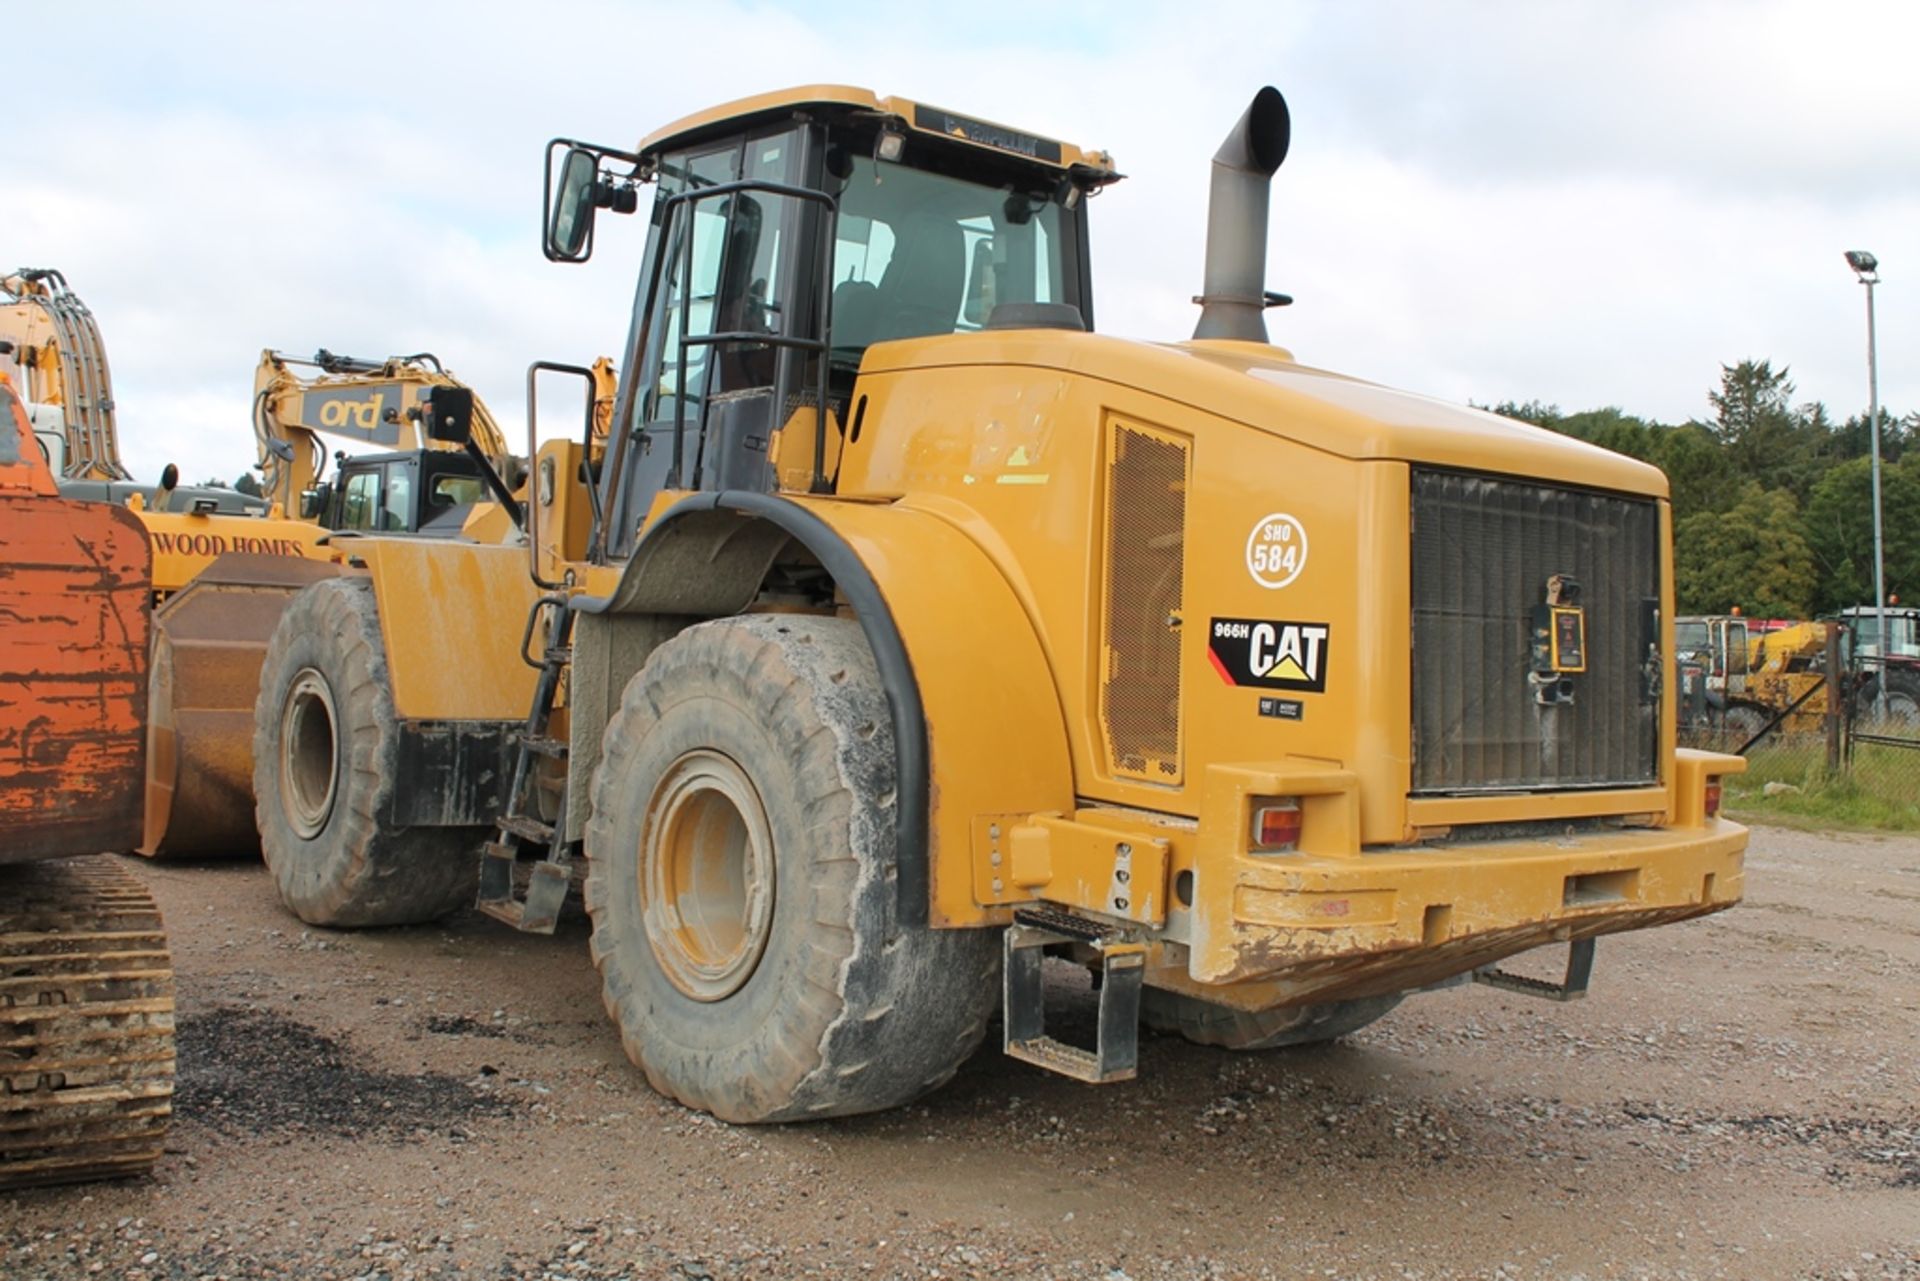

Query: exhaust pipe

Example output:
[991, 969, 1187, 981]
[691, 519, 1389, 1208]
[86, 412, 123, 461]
[1193, 86, 1291, 343]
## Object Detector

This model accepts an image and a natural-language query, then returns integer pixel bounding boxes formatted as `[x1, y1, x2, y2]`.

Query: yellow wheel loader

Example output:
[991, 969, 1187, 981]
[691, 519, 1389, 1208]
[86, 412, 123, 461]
[0, 374, 173, 1188]
[243, 86, 1748, 1121]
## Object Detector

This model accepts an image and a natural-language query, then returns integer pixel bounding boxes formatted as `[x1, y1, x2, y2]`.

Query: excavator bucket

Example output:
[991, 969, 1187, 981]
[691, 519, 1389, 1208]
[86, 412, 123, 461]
[141, 552, 345, 857]
[0, 381, 149, 859]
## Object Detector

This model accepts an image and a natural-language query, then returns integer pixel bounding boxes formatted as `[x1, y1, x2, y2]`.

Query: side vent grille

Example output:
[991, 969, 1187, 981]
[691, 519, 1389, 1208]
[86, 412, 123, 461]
[1100, 420, 1189, 783]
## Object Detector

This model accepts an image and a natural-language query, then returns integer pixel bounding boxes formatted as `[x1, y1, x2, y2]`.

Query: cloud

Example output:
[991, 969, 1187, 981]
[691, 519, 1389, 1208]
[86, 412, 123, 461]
[7, 0, 1916, 491]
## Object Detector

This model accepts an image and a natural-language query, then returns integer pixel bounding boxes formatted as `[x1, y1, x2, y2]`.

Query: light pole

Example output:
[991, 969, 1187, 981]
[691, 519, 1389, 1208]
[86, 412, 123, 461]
[1844, 249, 1888, 720]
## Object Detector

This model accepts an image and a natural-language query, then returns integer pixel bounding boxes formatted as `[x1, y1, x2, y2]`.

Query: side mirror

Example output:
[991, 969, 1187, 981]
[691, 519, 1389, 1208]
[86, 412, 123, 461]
[420, 386, 474, 445]
[300, 483, 329, 520]
[548, 147, 600, 262]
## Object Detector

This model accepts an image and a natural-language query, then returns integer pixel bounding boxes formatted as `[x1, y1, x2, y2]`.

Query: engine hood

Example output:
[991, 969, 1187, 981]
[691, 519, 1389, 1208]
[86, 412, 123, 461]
[857, 330, 1669, 500]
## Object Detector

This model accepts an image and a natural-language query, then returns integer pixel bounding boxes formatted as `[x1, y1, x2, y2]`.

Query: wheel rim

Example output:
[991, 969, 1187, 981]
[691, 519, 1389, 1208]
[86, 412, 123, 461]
[640, 750, 775, 1002]
[281, 668, 339, 839]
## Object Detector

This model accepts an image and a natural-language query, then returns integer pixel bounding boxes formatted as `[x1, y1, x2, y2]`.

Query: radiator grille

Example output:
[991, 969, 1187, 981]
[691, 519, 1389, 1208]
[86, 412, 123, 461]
[1411, 470, 1661, 793]
[1100, 421, 1188, 782]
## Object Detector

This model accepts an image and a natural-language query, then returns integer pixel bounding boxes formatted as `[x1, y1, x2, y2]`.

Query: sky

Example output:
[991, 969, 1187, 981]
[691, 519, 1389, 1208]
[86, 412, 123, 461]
[8, 0, 1918, 486]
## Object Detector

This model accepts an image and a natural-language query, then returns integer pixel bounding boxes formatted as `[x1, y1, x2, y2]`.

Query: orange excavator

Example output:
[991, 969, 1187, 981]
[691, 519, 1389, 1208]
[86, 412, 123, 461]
[0, 372, 173, 1187]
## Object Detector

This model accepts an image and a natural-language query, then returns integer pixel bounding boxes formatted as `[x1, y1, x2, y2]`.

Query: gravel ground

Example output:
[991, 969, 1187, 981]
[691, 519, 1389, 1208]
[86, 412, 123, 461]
[5, 823, 1917, 1280]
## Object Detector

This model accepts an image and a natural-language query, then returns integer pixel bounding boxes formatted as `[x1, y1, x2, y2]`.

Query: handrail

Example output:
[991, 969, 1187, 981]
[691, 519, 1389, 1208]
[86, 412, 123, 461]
[524, 360, 602, 590]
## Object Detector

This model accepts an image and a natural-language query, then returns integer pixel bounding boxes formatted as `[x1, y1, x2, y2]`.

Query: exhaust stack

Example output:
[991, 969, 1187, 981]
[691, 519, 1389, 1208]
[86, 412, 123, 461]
[1193, 87, 1291, 343]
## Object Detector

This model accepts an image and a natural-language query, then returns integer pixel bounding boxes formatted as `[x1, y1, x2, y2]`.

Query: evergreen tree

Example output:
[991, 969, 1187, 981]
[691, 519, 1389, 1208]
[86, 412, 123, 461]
[1652, 424, 1735, 526]
[1804, 457, 1920, 612]
[1674, 484, 1817, 617]
[1704, 360, 1829, 501]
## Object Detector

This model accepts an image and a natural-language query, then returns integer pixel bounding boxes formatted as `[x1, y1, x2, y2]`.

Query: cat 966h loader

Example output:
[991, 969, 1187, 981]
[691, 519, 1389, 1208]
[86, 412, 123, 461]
[0, 374, 173, 1186]
[247, 85, 1747, 1122]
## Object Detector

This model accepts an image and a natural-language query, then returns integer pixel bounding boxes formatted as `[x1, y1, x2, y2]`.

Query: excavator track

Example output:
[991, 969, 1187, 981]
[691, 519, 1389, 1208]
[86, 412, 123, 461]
[0, 855, 174, 1189]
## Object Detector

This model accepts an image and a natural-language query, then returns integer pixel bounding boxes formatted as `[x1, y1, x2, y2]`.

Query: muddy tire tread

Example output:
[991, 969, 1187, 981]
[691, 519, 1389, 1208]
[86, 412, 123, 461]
[584, 614, 998, 1123]
[252, 579, 478, 928]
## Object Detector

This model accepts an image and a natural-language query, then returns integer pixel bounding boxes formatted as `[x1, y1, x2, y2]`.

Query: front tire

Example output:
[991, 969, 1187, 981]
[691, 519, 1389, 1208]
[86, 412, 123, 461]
[584, 614, 997, 1123]
[252, 578, 481, 927]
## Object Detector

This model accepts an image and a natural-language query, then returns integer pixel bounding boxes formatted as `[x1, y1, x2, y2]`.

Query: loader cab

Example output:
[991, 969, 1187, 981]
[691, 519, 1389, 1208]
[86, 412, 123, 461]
[547, 89, 1116, 562]
[323, 449, 489, 536]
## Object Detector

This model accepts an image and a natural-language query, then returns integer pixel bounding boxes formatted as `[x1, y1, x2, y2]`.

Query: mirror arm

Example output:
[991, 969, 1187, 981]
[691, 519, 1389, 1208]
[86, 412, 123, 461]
[465, 439, 523, 531]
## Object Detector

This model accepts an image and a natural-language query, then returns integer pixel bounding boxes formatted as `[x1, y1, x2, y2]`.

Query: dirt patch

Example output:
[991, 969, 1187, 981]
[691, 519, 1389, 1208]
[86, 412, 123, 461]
[421, 1012, 512, 1039]
[1622, 1103, 1920, 1189]
[174, 1006, 510, 1140]
[8, 828, 1919, 1280]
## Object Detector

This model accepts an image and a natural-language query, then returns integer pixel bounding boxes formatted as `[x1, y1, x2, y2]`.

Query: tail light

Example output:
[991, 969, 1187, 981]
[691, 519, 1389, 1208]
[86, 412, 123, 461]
[1704, 778, 1722, 818]
[1250, 800, 1301, 852]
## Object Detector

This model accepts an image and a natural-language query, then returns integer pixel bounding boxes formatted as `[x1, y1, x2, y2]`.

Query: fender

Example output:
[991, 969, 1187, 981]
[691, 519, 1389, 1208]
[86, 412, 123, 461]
[580, 491, 1075, 928]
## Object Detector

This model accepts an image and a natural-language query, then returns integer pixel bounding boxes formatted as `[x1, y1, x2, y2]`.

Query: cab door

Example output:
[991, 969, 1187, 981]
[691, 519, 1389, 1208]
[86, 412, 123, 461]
[600, 126, 815, 556]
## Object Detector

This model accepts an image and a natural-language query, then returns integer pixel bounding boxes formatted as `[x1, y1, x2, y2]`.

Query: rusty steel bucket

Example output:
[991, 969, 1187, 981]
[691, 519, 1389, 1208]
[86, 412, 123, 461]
[0, 477, 151, 862]
[140, 553, 343, 858]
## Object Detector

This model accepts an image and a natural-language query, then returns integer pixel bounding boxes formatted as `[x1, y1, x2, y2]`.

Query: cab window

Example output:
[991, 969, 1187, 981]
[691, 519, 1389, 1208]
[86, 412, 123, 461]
[827, 154, 1064, 358]
[338, 469, 380, 531]
[431, 474, 487, 507]
[381, 463, 413, 531]
[639, 131, 803, 431]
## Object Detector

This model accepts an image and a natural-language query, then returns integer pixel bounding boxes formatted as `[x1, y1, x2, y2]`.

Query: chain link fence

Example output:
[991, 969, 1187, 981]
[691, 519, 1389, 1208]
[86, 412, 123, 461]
[1679, 638, 1920, 811]
[1844, 652, 1920, 795]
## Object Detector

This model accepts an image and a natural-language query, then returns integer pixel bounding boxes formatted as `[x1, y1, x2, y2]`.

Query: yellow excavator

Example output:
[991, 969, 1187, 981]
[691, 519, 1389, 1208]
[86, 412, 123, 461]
[200, 84, 1747, 1124]
[0, 267, 129, 481]
[251, 347, 521, 534]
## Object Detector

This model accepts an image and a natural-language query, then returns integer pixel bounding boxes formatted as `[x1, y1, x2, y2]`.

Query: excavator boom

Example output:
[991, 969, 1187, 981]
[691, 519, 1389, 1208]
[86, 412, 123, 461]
[253, 348, 513, 515]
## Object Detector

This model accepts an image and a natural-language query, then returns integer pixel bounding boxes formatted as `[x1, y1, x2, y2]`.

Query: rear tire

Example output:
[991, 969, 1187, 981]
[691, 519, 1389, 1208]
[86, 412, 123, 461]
[1722, 702, 1769, 745]
[1142, 988, 1401, 1051]
[1855, 670, 1920, 730]
[252, 579, 480, 927]
[584, 614, 997, 1123]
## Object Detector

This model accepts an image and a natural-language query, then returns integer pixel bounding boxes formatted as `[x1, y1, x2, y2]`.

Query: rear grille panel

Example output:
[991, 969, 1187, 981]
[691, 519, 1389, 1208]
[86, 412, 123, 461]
[1410, 470, 1660, 794]
[1100, 421, 1189, 783]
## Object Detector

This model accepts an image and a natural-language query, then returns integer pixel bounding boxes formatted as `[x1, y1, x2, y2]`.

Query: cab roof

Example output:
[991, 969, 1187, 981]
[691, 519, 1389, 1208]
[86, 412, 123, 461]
[638, 84, 1118, 179]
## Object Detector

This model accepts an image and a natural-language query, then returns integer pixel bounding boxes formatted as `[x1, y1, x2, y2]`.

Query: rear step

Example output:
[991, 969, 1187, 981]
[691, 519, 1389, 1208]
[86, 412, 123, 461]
[1474, 937, 1596, 1001]
[1003, 907, 1144, 1084]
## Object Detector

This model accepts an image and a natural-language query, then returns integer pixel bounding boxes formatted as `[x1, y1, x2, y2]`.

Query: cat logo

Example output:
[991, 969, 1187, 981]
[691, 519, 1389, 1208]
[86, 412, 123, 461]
[1207, 617, 1330, 693]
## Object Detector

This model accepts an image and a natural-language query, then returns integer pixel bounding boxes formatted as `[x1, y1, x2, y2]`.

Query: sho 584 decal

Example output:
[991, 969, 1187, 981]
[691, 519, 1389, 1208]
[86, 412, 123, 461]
[1208, 617, 1329, 693]
[1244, 512, 1308, 588]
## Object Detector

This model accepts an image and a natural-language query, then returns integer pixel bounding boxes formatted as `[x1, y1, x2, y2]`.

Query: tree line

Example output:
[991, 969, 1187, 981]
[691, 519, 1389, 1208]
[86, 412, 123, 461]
[1491, 360, 1917, 619]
